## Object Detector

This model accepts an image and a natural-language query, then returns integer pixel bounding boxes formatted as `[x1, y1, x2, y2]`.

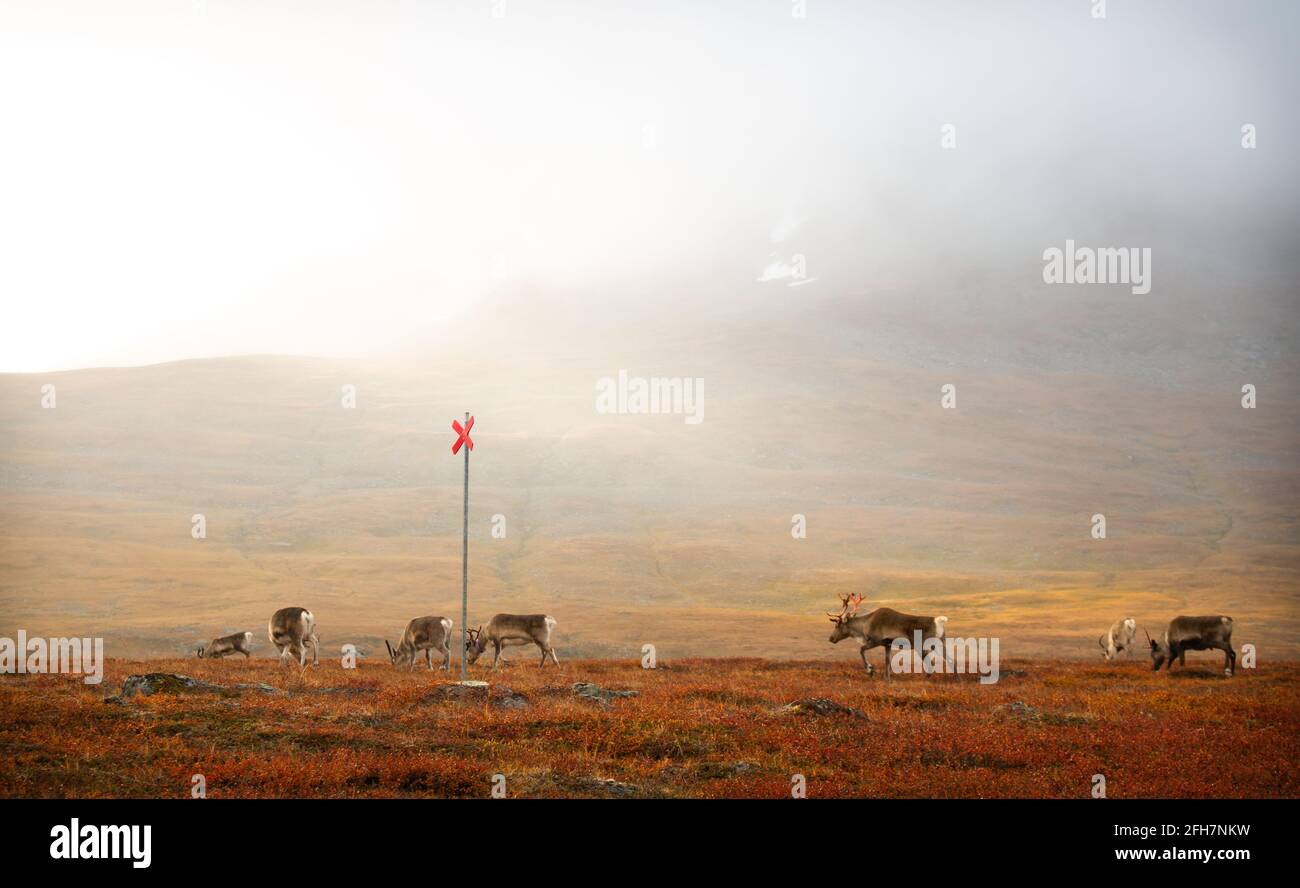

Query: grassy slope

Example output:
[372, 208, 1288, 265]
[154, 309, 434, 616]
[1, 343, 1297, 660]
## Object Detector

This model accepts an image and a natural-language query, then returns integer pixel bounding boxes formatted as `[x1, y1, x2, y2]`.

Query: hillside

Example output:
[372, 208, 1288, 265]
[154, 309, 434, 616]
[1, 296, 1298, 659]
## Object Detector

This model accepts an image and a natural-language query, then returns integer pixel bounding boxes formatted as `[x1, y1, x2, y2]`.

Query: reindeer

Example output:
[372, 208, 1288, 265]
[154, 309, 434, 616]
[1098, 617, 1137, 660]
[1147, 616, 1235, 676]
[828, 601, 949, 677]
[268, 607, 320, 667]
[197, 631, 253, 659]
[385, 616, 453, 671]
[465, 614, 559, 668]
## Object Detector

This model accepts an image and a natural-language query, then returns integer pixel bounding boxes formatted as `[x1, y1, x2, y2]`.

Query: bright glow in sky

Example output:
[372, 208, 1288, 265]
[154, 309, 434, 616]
[1, 1, 1295, 371]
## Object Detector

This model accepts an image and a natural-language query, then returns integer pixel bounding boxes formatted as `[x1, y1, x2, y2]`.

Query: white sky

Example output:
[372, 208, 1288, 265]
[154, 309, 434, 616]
[1, 1, 1295, 371]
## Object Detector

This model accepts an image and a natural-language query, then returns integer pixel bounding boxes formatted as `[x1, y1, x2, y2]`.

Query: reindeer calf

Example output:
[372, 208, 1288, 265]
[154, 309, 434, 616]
[197, 631, 253, 659]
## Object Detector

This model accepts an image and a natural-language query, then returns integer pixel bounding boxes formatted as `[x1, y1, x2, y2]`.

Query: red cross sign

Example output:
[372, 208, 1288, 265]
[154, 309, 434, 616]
[452, 415, 475, 454]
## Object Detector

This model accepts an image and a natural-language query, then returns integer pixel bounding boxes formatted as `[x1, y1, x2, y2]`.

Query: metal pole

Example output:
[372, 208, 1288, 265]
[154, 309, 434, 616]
[460, 410, 469, 679]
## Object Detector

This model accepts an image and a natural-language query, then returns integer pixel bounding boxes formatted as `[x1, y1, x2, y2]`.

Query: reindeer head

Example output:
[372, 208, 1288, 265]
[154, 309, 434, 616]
[464, 626, 486, 664]
[1146, 629, 1169, 671]
[826, 593, 866, 643]
[385, 639, 413, 668]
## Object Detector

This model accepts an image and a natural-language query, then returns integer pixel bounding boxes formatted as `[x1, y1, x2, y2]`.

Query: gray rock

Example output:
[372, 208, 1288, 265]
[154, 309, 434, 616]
[571, 681, 639, 704]
[118, 673, 224, 700]
[1004, 700, 1040, 719]
[695, 761, 760, 779]
[780, 698, 867, 718]
[428, 682, 490, 702]
[575, 776, 638, 796]
[491, 687, 530, 709]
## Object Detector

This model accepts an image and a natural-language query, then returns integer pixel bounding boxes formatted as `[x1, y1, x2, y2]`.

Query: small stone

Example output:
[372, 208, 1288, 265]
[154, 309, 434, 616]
[571, 681, 639, 703]
[491, 687, 530, 709]
[780, 698, 867, 718]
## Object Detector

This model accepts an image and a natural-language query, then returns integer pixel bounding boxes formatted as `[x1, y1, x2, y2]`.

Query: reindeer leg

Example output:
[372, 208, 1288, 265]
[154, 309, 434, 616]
[539, 645, 547, 668]
[1223, 643, 1236, 676]
[442, 644, 450, 670]
[858, 641, 875, 675]
[1178, 648, 1186, 668]
[549, 646, 560, 666]
[491, 642, 501, 669]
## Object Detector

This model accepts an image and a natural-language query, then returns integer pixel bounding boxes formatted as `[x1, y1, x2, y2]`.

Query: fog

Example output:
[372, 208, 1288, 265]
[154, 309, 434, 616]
[0, 0, 1295, 372]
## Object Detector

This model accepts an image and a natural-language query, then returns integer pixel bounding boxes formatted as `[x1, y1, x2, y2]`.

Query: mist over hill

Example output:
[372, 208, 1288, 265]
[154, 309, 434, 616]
[2, 281, 1297, 660]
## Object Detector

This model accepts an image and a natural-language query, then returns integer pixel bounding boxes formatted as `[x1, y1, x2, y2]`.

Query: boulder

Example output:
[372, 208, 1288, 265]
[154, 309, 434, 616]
[118, 673, 224, 700]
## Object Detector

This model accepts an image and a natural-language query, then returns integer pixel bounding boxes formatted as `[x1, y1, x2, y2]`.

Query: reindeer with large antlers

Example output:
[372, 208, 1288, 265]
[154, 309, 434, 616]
[827, 595, 949, 677]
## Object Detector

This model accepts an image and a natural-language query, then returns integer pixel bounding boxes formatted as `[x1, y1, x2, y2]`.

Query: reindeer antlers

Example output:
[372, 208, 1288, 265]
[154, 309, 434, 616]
[827, 593, 848, 621]
[827, 592, 866, 622]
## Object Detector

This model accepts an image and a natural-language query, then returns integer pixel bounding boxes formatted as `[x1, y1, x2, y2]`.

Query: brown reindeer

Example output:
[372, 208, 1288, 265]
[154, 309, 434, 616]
[386, 616, 453, 671]
[197, 631, 253, 659]
[465, 614, 559, 668]
[828, 601, 948, 677]
[1147, 616, 1235, 676]
[268, 607, 319, 667]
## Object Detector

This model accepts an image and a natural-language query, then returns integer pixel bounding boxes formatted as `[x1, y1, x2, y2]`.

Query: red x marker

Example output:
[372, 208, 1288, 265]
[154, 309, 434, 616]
[452, 415, 475, 454]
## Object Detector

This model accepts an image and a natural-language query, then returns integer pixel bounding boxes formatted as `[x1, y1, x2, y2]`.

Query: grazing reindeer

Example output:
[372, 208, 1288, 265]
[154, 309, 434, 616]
[828, 605, 949, 677]
[1098, 617, 1137, 660]
[197, 631, 253, 659]
[1148, 616, 1236, 676]
[466, 614, 559, 668]
[268, 606, 320, 667]
[386, 616, 453, 671]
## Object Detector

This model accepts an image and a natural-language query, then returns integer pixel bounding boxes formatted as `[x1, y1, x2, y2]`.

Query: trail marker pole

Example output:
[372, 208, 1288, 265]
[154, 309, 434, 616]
[452, 414, 475, 679]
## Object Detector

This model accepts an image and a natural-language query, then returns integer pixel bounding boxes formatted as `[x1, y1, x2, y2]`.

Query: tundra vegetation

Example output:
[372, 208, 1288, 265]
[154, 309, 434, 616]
[1, 656, 1296, 798]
